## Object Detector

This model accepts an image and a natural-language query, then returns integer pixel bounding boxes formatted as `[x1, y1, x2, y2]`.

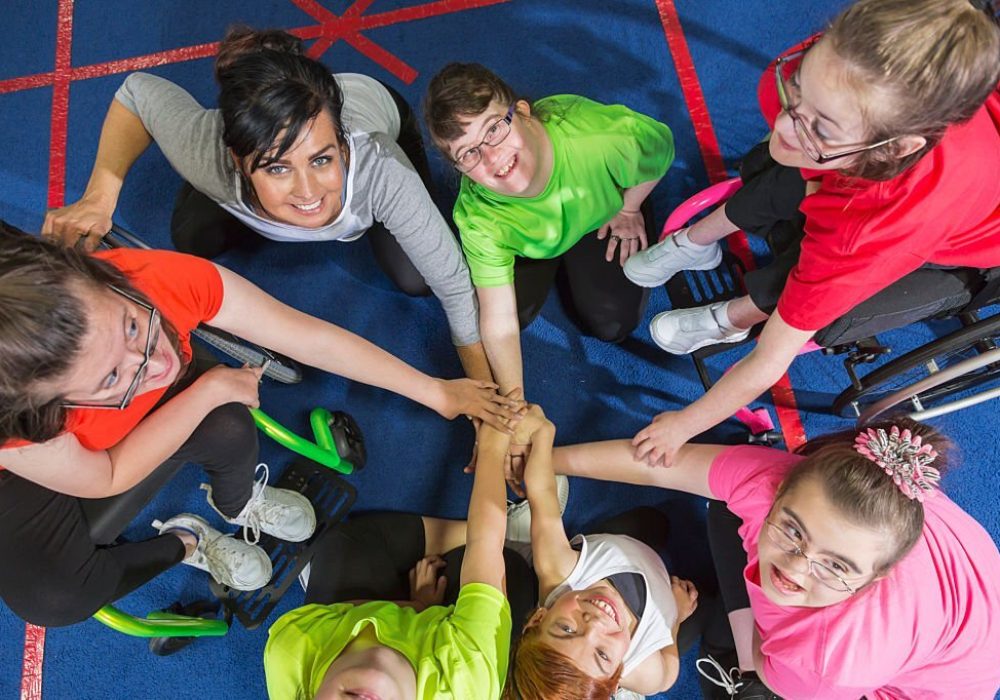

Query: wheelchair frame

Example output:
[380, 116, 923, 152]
[659, 178, 1000, 431]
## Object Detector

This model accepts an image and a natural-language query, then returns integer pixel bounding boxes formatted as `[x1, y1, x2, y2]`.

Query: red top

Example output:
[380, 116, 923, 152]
[1, 248, 224, 454]
[756, 47, 1000, 331]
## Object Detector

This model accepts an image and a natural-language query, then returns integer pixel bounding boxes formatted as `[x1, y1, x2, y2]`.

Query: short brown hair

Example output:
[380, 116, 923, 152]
[826, 0, 1000, 180]
[504, 607, 623, 699]
[778, 417, 951, 573]
[424, 63, 522, 148]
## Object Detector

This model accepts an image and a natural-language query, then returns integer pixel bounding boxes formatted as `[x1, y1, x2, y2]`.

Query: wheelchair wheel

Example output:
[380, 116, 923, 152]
[193, 326, 303, 384]
[831, 313, 1000, 420]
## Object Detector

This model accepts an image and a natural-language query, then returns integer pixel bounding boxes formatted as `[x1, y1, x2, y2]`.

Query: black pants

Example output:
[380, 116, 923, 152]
[513, 201, 653, 343]
[0, 350, 259, 627]
[304, 511, 540, 637]
[170, 83, 434, 298]
[726, 141, 979, 347]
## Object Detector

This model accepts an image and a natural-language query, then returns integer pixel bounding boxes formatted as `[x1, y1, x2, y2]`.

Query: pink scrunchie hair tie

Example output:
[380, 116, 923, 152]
[853, 425, 941, 502]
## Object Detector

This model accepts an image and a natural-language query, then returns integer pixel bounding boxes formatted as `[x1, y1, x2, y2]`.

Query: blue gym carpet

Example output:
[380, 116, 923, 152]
[1, 1, 998, 698]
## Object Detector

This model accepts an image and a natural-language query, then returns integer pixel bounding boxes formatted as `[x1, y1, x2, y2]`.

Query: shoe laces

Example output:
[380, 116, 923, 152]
[696, 655, 741, 696]
[235, 463, 288, 545]
[202, 532, 255, 584]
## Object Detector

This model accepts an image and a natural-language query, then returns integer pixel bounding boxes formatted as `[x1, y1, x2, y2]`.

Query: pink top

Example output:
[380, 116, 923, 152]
[709, 445, 1000, 700]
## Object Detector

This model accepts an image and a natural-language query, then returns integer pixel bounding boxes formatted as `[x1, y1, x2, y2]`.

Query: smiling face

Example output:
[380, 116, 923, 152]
[56, 286, 181, 407]
[240, 108, 347, 228]
[443, 99, 552, 198]
[757, 476, 889, 608]
[769, 39, 875, 171]
[529, 582, 633, 681]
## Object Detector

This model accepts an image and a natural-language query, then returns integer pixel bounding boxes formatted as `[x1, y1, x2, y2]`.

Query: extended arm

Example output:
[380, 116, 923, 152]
[633, 311, 815, 466]
[210, 265, 516, 427]
[476, 283, 524, 395]
[0, 365, 261, 498]
[460, 424, 512, 590]
[42, 100, 152, 249]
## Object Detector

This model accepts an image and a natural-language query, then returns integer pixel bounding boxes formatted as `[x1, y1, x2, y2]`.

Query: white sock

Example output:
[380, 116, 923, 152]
[674, 227, 715, 250]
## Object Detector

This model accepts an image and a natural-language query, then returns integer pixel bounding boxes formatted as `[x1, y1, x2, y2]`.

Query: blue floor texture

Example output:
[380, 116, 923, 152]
[1, 1, 998, 698]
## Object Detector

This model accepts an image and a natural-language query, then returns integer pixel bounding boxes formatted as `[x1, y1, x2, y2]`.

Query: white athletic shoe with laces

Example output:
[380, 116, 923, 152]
[152, 513, 272, 591]
[649, 301, 751, 355]
[202, 463, 316, 545]
[505, 474, 570, 544]
[624, 227, 723, 288]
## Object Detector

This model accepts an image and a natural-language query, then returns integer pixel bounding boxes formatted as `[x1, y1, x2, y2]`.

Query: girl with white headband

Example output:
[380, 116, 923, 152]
[544, 419, 1000, 699]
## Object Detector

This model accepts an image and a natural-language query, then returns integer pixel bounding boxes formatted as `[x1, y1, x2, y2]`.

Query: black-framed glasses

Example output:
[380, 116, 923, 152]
[453, 104, 517, 173]
[62, 285, 161, 411]
[764, 520, 864, 594]
[774, 44, 899, 164]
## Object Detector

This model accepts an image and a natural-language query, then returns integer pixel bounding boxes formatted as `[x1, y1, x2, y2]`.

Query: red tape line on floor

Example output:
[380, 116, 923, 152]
[20, 624, 45, 699]
[654, 0, 807, 450]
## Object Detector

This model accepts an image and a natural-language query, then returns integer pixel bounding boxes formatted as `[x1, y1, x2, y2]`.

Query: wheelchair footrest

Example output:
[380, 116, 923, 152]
[209, 458, 357, 630]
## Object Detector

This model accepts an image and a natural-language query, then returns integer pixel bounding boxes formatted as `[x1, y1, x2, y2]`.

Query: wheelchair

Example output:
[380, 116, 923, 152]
[658, 178, 1000, 433]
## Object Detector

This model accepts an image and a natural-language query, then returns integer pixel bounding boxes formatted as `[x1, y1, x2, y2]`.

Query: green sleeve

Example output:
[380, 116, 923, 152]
[444, 583, 513, 694]
[601, 103, 674, 189]
[453, 184, 518, 288]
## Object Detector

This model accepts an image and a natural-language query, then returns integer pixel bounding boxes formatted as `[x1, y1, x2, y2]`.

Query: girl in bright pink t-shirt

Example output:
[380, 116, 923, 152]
[550, 420, 1000, 699]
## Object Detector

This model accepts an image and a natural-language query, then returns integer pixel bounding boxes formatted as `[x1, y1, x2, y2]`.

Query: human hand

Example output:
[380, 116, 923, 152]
[631, 411, 692, 468]
[409, 555, 447, 611]
[671, 576, 699, 622]
[195, 364, 264, 409]
[510, 404, 551, 446]
[41, 194, 116, 251]
[597, 208, 647, 266]
[437, 379, 525, 432]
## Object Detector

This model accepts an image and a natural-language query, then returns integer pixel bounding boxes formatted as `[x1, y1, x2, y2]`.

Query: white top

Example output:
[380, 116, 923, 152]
[543, 534, 678, 677]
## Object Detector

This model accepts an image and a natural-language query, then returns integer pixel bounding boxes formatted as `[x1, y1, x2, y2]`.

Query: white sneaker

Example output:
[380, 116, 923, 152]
[202, 463, 316, 545]
[624, 228, 722, 288]
[613, 688, 645, 700]
[649, 301, 751, 355]
[152, 513, 273, 591]
[506, 475, 570, 543]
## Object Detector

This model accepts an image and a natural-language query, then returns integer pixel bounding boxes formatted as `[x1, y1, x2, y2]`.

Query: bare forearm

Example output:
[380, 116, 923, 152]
[466, 431, 509, 550]
[673, 349, 789, 439]
[105, 385, 220, 495]
[621, 177, 661, 212]
[456, 341, 494, 383]
[83, 100, 153, 206]
[481, 322, 523, 396]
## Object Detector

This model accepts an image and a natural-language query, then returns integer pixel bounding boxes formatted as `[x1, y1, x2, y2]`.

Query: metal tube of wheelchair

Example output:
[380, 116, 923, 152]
[248, 407, 353, 474]
[93, 605, 228, 638]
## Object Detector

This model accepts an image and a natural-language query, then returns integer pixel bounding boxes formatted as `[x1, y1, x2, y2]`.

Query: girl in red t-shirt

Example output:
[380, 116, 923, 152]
[624, 0, 1000, 467]
[0, 224, 517, 627]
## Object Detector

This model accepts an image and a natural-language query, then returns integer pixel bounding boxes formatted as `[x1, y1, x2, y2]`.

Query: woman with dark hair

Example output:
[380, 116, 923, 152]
[0, 224, 515, 628]
[623, 0, 1000, 468]
[549, 419, 1000, 699]
[42, 26, 493, 381]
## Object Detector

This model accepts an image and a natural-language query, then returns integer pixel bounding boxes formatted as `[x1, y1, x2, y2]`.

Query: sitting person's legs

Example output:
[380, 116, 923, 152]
[170, 181, 254, 259]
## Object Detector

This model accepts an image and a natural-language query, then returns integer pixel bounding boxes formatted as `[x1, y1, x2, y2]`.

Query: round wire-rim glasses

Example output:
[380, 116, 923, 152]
[774, 44, 899, 164]
[764, 520, 865, 594]
[61, 285, 161, 411]
[454, 103, 517, 173]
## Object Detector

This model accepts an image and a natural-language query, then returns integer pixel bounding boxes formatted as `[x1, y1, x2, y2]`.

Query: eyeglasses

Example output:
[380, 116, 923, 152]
[764, 520, 863, 594]
[774, 45, 899, 164]
[62, 285, 161, 411]
[453, 104, 517, 173]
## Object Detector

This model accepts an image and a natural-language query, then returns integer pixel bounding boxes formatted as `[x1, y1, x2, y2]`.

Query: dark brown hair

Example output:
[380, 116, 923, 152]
[777, 417, 951, 573]
[504, 606, 624, 700]
[826, 0, 1000, 180]
[214, 26, 347, 176]
[0, 222, 161, 443]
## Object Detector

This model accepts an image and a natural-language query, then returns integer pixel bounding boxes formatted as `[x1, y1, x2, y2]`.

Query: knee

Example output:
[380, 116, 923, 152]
[581, 317, 639, 343]
[393, 274, 431, 298]
[203, 403, 257, 443]
[11, 578, 108, 627]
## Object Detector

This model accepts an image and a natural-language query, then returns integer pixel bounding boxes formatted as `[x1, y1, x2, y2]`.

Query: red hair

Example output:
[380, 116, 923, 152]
[504, 608, 623, 699]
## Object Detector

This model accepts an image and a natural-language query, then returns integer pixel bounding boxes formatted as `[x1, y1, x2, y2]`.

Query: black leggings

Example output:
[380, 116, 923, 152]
[170, 82, 435, 298]
[304, 511, 540, 636]
[513, 200, 653, 343]
[726, 141, 977, 347]
[0, 351, 259, 627]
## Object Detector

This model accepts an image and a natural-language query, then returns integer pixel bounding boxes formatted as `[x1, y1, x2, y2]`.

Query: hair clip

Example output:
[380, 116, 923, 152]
[854, 425, 941, 502]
